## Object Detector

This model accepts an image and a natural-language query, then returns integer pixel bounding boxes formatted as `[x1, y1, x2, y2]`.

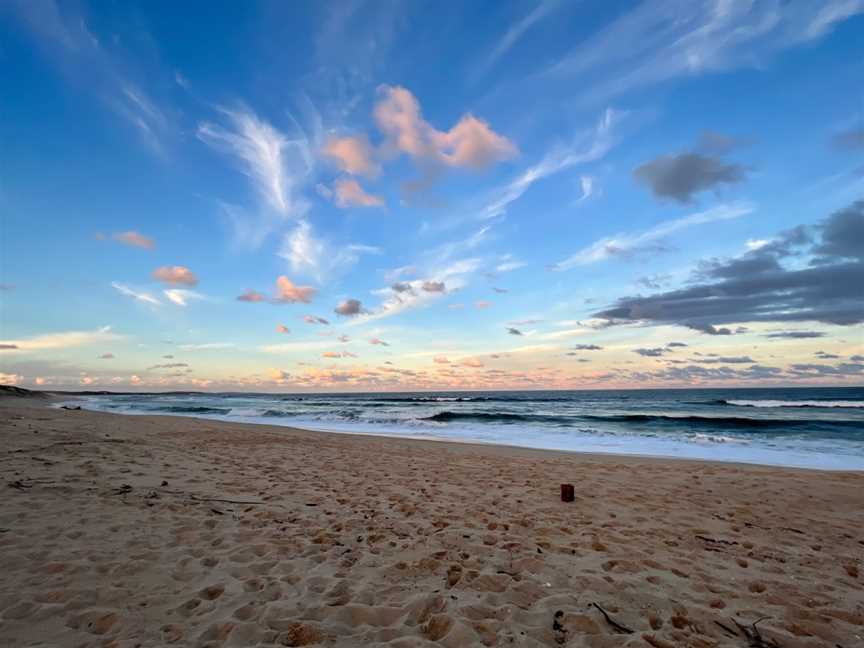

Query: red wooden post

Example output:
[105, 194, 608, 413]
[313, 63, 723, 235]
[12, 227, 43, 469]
[560, 483, 575, 502]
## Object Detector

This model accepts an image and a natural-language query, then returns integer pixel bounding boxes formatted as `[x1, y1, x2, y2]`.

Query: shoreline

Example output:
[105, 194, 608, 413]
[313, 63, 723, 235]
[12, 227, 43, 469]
[1, 399, 863, 646]
[50, 396, 864, 473]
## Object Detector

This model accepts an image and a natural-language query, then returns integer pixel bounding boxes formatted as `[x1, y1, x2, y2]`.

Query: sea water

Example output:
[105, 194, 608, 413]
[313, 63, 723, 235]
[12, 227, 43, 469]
[58, 386, 864, 470]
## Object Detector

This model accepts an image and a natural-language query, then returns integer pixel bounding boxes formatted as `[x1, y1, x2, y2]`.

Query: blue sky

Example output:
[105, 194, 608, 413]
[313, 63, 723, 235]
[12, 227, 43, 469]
[1, 0, 863, 391]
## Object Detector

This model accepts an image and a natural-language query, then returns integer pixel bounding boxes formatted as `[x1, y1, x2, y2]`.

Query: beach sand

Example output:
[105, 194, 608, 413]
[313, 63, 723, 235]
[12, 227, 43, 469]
[1, 396, 862, 647]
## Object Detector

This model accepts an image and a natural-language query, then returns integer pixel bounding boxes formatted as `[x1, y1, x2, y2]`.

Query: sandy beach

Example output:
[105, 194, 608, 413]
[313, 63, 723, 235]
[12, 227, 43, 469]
[1, 394, 862, 647]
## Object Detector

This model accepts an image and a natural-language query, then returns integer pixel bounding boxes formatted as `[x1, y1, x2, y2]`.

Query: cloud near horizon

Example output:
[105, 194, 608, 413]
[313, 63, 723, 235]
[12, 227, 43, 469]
[594, 200, 864, 331]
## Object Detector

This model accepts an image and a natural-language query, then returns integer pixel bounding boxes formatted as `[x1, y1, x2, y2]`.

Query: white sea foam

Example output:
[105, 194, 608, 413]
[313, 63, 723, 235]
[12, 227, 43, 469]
[726, 399, 864, 408]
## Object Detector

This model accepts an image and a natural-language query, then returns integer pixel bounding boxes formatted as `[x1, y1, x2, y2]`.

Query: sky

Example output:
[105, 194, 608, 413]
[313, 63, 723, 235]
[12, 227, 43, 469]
[1, 0, 863, 393]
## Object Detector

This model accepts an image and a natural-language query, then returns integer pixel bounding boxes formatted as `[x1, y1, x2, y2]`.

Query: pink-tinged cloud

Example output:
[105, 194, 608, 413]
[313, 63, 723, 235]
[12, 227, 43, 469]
[433, 114, 518, 170]
[334, 298, 363, 316]
[153, 265, 198, 286]
[461, 357, 484, 368]
[323, 135, 380, 178]
[322, 351, 343, 358]
[333, 178, 384, 208]
[276, 324, 290, 334]
[113, 230, 155, 250]
[303, 315, 330, 325]
[275, 276, 316, 304]
[476, 300, 492, 309]
[98, 353, 114, 359]
[374, 85, 517, 170]
[269, 369, 290, 381]
[237, 289, 268, 302]
[433, 355, 450, 364]
[369, 337, 389, 346]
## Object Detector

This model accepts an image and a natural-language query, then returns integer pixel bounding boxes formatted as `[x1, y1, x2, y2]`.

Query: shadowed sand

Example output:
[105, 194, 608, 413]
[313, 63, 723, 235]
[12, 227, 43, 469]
[0, 397, 862, 647]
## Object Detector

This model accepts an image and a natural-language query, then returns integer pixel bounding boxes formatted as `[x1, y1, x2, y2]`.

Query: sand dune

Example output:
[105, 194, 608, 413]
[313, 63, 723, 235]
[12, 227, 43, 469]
[1, 400, 862, 647]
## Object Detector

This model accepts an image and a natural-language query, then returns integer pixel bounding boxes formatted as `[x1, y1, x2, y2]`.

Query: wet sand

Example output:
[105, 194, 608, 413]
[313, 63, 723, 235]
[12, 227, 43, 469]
[1, 398, 862, 647]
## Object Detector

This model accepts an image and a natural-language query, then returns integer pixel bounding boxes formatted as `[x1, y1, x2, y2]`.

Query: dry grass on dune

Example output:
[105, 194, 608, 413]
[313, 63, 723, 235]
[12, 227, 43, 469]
[0, 401, 862, 647]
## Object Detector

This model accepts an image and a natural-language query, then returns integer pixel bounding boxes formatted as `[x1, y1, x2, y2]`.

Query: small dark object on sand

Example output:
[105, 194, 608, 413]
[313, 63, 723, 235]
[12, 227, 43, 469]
[561, 484, 575, 502]
[61, 405, 82, 411]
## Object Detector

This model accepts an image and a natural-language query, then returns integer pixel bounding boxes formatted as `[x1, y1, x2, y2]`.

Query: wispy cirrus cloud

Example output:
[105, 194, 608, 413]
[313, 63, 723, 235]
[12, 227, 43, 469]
[163, 289, 205, 307]
[477, 107, 622, 221]
[8, 0, 175, 154]
[112, 282, 161, 306]
[472, 0, 562, 80]
[352, 258, 482, 325]
[1, 326, 121, 352]
[542, 1, 864, 105]
[552, 202, 753, 270]
[278, 220, 380, 283]
[198, 103, 321, 246]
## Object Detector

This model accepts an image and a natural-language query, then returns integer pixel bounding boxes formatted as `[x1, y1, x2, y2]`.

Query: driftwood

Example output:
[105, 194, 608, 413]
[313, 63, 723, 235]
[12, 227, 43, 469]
[696, 534, 739, 546]
[591, 602, 634, 634]
[716, 617, 781, 647]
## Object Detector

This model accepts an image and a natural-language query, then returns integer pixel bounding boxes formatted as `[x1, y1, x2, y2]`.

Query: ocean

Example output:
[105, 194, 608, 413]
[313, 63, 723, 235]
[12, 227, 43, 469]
[59, 386, 864, 470]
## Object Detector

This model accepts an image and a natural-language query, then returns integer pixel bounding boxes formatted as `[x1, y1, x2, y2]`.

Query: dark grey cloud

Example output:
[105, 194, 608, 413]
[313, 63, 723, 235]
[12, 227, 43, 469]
[636, 273, 672, 290]
[687, 323, 734, 336]
[98, 353, 114, 359]
[391, 282, 413, 293]
[506, 327, 523, 336]
[595, 200, 864, 331]
[421, 281, 446, 293]
[634, 153, 747, 203]
[812, 201, 864, 262]
[334, 299, 363, 316]
[851, 355, 864, 362]
[666, 342, 688, 348]
[0, 344, 18, 350]
[692, 355, 755, 364]
[572, 344, 603, 351]
[764, 331, 826, 339]
[788, 362, 864, 377]
[831, 128, 864, 151]
[814, 351, 840, 359]
[633, 347, 668, 357]
[625, 363, 784, 383]
[147, 362, 189, 370]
